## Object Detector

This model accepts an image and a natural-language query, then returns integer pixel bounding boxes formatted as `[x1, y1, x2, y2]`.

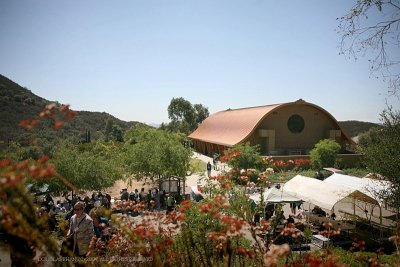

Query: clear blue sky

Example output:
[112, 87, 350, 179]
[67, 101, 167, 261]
[1, 0, 398, 124]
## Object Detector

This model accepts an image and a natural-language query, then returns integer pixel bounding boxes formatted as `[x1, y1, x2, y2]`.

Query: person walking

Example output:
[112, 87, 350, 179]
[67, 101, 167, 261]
[147, 189, 153, 209]
[166, 194, 175, 214]
[139, 188, 146, 202]
[154, 189, 161, 210]
[160, 190, 166, 209]
[66, 201, 95, 257]
[207, 162, 212, 177]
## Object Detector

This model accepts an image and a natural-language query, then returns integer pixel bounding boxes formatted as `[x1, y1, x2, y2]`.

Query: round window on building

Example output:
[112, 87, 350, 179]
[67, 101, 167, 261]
[287, 114, 305, 134]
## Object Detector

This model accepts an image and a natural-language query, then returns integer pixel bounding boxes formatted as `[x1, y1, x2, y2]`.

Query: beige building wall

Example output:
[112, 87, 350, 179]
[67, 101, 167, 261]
[247, 104, 344, 155]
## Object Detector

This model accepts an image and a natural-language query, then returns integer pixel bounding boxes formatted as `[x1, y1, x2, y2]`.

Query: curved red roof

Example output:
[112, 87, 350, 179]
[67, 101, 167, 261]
[188, 99, 353, 146]
[188, 103, 282, 146]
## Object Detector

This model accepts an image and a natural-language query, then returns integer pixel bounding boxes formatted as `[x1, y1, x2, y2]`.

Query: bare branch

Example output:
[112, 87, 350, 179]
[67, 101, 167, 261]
[338, 0, 400, 96]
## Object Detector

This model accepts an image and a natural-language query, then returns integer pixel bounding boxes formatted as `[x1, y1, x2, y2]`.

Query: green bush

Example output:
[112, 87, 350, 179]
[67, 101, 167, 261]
[328, 248, 399, 267]
[310, 139, 341, 170]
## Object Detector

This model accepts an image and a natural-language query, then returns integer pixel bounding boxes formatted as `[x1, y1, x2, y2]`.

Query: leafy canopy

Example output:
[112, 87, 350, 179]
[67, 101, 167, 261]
[358, 107, 400, 207]
[123, 124, 192, 183]
[310, 139, 341, 170]
[52, 141, 122, 192]
[167, 97, 209, 134]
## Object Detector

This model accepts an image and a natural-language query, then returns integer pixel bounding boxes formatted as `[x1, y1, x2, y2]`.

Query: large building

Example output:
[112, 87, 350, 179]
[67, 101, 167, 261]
[188, 99, 354, 156]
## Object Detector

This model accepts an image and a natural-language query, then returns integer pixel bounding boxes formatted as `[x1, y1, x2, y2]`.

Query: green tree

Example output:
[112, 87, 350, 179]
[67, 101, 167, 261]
[167, 120, 191, 134]
[104, 119, 124, 142]
[310, 139, 341, 170]
[159, 122, 167, 131]
[0, 143, 40, 161]
[104, 119, 113, 142]
[79, 129, 91, 143]
[123, 124, 192, 187]
[193, 103, 210, 127]
[112, 125, 124, 142]
[51, 141, 122, 193]
[86, 129, 91, 143]
[168, 97, 194, 123]
[338, 0, 400, 95]
[358, 107, 400, 208]
[167, 97, 209, 133]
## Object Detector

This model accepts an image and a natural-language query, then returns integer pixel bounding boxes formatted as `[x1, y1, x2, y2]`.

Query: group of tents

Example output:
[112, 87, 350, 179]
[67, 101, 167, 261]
[248, 173, 394, 226]
[190, 171, 395, 227]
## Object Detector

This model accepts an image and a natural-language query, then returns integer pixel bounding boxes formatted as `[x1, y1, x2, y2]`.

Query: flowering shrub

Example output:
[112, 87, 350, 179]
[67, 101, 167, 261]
[220, 149, 241, 164]
[274, 160, 295, 172]
[0, 103, 77, 265]
[221, 143, 270, 171]
[294, 159, 311, 170]
[273, 159, 311, 172]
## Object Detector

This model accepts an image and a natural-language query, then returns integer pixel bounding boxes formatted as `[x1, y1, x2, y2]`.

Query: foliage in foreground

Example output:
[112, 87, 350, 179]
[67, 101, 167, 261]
[358, 107, 400, 210]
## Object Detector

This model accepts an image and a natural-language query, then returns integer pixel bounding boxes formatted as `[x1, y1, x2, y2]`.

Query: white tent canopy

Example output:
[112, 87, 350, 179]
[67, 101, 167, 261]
[249, 187, 302, 204]
[283, 174, 394, 225]
[282, 175, 357, 211]
[323, 173, 390, 206]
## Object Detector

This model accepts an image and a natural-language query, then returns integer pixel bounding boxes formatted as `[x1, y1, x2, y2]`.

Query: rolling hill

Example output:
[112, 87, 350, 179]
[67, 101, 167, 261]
[338, 120, 381, 138]
[0, 74, 138, 152]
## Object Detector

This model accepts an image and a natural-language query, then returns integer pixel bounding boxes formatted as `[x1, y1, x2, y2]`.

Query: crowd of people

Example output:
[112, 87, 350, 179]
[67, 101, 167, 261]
[2, 191, 115, 265]
[31, 192, 113, 257]
[119, 187, 177, 213]
[35, 192, 112, 231]
[30, 188, 179, 260]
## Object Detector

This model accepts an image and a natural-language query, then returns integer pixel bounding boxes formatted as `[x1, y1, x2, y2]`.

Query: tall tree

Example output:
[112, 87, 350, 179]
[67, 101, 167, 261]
[86, 129, 91, 143]
[193, 104, 210, 127]
[168, 97, 194, 123]
[51, 141, 122, 192]
[358, 107, 400, 209]
[123, 124, 192, 185]
[338, 0, 400, 96]
[112, 125, 124, 142]
[167, 97, 209, 133]
[104, 119, 113, 142]
[104, 119, 124, 142]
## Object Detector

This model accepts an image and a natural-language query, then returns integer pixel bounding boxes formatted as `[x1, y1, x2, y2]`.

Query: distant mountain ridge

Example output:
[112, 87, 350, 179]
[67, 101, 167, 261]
[0, 74, 138, 150]
[146, 122, 160, 128]
[338, 120, 380, 138]
[0, 74, 379, 151]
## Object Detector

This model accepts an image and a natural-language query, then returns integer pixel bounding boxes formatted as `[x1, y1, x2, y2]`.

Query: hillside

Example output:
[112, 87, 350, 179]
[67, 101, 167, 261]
[0, 74, 137, 152]
[338, 120, 381, 138]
